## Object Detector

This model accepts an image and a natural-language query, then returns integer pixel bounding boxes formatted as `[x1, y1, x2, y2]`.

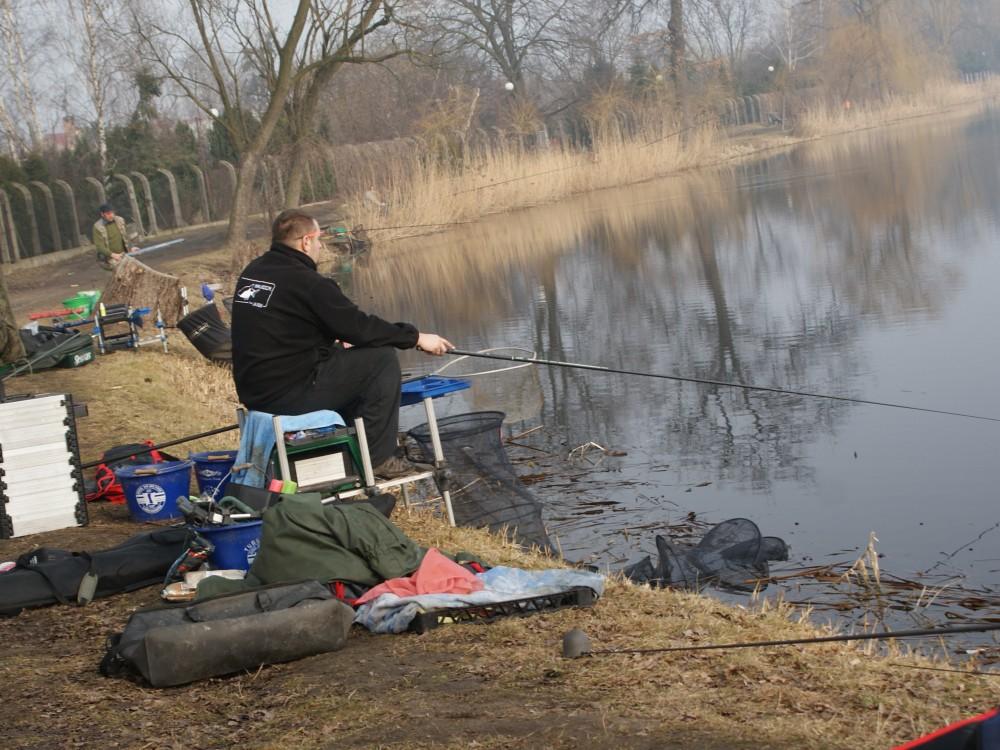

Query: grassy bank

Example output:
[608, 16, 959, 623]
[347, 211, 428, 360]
[1, 349, 997, 749]
[344, 78, 999, 247]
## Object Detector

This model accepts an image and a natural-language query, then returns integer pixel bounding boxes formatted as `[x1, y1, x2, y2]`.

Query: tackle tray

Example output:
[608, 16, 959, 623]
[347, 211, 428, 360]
[400, 376, 469, 407]
[407, 586, 597, 634]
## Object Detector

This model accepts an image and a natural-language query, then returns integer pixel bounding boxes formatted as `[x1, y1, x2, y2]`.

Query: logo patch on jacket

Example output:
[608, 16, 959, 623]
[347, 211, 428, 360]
[234, 278, 275, 308]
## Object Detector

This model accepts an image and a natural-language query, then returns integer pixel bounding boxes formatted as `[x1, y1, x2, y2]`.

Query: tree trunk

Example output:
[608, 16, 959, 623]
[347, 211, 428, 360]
[224, 152, 261, 248]
[668, 0, 687, 123]
[0, 261, 26, 365]
[222, 0, 313, 253]
[284, 145, 308, 208]
[101, 255, 185, 325]
[0, 0, 42, 151]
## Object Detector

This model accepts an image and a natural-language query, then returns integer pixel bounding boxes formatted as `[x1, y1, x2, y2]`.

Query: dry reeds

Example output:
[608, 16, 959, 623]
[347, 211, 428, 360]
[795, 78, 1000, 138]
[328, 78, 998, 252]
[342, 120, 721, 246]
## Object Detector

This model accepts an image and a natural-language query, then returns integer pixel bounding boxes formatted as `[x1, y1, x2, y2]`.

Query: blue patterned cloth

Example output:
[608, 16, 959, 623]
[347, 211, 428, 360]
[232, 410, 345, 488]
[354, 566, 605, 634]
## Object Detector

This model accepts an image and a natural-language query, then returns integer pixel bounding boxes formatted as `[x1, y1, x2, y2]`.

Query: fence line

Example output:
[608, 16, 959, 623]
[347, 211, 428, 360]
[1, 73, 993, 264]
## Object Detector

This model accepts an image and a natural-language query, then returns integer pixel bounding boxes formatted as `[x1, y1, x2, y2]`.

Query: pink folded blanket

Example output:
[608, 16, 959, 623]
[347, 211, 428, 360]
[355, 548, 484, 605]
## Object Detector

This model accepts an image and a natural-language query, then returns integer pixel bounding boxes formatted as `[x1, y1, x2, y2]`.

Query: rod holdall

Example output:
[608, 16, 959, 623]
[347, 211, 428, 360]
[0, 528, 190, 616]
[100, 580, 353, 687]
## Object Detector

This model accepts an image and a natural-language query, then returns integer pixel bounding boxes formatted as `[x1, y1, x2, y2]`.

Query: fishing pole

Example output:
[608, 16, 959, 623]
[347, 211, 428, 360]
[562, 622, 1000, 659]
[448, 349, 1000, 424]
[81, 423, 240, 470]
[131, 238, 185, 256]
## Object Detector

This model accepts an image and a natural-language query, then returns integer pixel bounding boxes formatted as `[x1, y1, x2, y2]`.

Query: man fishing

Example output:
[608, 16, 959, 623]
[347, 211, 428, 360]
[92, 204, 138, 268]
[231, 208, 453, 479]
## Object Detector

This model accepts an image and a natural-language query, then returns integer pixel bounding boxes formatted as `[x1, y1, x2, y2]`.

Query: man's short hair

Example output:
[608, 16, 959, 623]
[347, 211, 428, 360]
[272, 209, 317, 244]
[98, 203, 113, 214]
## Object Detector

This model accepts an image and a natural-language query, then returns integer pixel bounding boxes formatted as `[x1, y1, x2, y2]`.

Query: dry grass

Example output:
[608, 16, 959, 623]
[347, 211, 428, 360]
[796, 78, 1000, 138]
[344, 124, 724, 246]
[330, 79, 999, 251]
[6, 352, 999, 748]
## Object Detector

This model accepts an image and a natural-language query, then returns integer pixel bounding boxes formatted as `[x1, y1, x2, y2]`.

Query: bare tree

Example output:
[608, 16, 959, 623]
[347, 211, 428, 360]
[0, 98, 20, 158]
[668, 0, 686, 114]
[279, 0, 401, 207]
[687, 0, 761, 80]
[59, 0, 124, 175]
[133, 0, 315, 251]
[0, 0, 43, 151]
[914, 0, 963, 60]
[422, 0, 581, 99]
[769, 0, 823, 75]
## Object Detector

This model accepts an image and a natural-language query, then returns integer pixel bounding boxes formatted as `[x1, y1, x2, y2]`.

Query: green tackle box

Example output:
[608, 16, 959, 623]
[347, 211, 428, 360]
[56, 340, 95, 368]
[271, 427, 364, 494]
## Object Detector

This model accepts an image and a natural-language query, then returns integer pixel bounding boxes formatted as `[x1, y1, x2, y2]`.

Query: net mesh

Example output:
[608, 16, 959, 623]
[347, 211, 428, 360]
[433, 348, 543, 425]
[623, 518, 789, 592]
[408, 411, 553, 553]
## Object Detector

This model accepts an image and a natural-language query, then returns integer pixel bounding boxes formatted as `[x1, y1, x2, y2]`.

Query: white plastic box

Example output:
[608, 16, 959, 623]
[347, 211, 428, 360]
[0, 393, 88, 538]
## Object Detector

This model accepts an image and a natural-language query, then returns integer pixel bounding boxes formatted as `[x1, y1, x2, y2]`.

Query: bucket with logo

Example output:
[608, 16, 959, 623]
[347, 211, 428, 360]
[115, 460, 193, 522]
[193, 521, 263, 570]
[189, 450, 237, 500]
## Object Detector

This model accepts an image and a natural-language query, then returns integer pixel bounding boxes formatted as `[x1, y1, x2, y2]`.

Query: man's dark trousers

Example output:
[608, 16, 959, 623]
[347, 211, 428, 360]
[258, 346, 402, 466]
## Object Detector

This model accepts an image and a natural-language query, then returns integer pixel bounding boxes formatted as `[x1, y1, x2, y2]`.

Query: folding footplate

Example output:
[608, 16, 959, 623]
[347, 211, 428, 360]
[407, 586, 597, 634]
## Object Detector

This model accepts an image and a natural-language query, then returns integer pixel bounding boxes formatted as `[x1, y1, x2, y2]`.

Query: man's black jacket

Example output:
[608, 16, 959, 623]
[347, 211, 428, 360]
[231, 243, 418, 408]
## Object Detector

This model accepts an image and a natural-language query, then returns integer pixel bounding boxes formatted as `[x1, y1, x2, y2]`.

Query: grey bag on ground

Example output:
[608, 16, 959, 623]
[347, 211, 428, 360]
[100, 580, 353, 687]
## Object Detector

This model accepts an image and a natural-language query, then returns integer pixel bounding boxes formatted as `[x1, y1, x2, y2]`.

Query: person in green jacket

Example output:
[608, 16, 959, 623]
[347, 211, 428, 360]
[92, 203, 137, 268]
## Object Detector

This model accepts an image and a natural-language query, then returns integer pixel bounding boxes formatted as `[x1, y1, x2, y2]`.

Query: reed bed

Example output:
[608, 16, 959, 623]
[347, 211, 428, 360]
[332, 78, 999, 252]
[344, 122, 723, 245]
[795, 78, 1000, 138]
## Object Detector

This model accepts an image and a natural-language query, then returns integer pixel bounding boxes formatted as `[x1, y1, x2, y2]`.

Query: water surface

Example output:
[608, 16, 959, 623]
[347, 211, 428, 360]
[344, 112, 1000, 633]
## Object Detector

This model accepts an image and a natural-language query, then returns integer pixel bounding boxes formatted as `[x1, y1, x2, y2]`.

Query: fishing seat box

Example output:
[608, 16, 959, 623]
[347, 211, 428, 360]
[0, 393, 88, 538]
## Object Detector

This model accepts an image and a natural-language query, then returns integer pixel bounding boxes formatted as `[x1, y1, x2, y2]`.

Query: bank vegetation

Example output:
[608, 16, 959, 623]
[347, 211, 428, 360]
[0, 346, 997, 748]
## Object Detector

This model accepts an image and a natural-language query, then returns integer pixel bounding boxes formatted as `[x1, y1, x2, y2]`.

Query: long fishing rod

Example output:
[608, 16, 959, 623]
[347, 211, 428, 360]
[80, 423, 239, 470]
[563, 622, 1000, 659]
[448, 349, 1000, 424]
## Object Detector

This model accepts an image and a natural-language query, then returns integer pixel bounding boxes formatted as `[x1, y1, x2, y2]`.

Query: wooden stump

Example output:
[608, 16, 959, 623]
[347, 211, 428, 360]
[102, 255, 184, 325]
[230, 241, 266, 279]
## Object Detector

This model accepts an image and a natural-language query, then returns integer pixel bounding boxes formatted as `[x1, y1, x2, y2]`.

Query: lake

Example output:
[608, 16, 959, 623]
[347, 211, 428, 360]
[345, 110, 1000, 635]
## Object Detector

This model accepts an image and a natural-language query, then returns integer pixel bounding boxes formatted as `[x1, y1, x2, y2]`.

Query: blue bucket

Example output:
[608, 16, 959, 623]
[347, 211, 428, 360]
[116, 461, 192, 521]
[189, 450, 237, 499]
[194, 521, 263, 570]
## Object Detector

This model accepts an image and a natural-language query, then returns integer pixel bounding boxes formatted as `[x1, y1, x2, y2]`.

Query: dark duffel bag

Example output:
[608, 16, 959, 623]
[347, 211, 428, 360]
[100, 580, 353, 687]
[0, 528, 190, 616]
[177, 303, 231, 363]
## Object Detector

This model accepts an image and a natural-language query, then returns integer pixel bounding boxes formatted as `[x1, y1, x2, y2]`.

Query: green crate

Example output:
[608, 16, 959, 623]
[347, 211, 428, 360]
[272, 428, 364, 494]
[61, 290, 101, 320]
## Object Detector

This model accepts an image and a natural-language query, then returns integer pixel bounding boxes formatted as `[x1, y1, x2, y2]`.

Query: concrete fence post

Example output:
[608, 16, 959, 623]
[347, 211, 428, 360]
[304, 160, 316, 202]
[272, 160, 286, 207]
[219, 160, 237, 194]
[113, 173, 144, 236]
[29, 181, 63, 252]
[0, 188, 15, 262]
[188, 164, 211, 223]
[9, 182, 41, 256]
[156, 168, 186, 228]
[130, 171, 158, 235]
[219, 160, 238, 217]
[84, 176, 106, 207]
[53, 179, 82, 248]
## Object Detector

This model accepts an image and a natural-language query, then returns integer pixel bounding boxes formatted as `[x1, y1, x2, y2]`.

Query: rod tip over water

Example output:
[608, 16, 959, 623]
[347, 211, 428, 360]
[562, 628, 592, 659]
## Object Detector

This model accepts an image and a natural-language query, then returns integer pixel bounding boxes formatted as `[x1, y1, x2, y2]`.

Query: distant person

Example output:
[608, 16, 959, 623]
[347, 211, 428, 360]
[231, 208, 454, 479]
[92, 204, 137, 268]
